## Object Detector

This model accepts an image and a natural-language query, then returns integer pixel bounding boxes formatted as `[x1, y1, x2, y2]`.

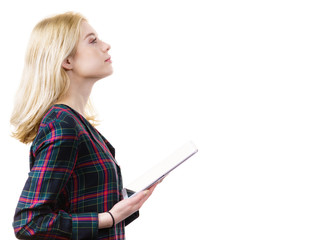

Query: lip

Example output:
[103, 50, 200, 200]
[105, 56, 112, 63]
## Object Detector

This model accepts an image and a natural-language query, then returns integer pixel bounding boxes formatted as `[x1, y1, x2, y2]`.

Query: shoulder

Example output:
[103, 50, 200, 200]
[32, 105, 83, 150]
[40, 104, 80, 129]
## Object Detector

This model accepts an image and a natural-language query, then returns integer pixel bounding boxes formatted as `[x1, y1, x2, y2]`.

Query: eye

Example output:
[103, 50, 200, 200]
[90, 37, 98, 44]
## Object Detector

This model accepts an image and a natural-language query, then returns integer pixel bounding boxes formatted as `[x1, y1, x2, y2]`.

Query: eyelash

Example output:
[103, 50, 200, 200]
[91, 38, 98, 44]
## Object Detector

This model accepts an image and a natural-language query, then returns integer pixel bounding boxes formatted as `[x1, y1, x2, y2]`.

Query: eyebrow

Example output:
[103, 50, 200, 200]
[84, 32, 97, 40]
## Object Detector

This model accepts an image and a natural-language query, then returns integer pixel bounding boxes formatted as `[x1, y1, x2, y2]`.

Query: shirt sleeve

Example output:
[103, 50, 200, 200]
[13, 120, 98, 240]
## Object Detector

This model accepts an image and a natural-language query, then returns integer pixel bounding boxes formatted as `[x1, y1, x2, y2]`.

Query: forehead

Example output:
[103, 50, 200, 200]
[80, 21, 98, 39]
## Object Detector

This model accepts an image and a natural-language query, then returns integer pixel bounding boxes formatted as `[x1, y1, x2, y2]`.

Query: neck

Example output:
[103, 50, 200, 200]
[56, 77, 95, 116]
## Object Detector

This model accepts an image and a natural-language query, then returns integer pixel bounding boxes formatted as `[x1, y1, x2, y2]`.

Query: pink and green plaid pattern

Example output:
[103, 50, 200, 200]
[13, 104, 125, 239]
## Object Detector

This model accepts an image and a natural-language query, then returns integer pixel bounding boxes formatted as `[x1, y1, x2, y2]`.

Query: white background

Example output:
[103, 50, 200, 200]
[0, 0, 319, 239]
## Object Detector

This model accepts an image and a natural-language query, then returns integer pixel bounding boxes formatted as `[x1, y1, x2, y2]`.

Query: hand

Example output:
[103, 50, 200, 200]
[111, 183, 157, 224]
[98, 183, 158, 228]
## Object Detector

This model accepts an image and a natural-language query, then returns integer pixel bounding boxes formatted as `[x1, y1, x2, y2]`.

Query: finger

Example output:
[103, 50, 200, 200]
[132, 191, 148, 201]
[146, 183, 158, 191]
[131, 184, 158, 204]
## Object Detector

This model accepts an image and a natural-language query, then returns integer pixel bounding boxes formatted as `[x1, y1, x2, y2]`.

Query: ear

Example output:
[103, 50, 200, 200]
[62, 57, 73, 70]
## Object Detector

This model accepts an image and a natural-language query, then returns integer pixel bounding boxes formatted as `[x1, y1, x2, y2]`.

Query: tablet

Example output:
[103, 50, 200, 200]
[122, 141, 198, 198]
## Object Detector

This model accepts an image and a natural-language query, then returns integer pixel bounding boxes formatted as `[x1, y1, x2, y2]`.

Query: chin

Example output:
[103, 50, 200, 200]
[99, 68, 113, 79]
[100, 71, 113, 79]
[105, 69, 113, 77]
[92, 67, 113, 81]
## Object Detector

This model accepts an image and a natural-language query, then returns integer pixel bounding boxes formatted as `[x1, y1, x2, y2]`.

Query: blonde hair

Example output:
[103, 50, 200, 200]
[11, 12, 97, 144]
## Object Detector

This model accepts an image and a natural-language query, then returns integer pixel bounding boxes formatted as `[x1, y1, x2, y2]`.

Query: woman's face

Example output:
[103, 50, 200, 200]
[67, 21, 113, 81]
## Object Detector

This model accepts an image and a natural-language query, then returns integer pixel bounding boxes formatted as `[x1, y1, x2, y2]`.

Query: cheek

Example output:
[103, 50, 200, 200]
[73, 53, 111, 78]
[75, 53, 101, 71]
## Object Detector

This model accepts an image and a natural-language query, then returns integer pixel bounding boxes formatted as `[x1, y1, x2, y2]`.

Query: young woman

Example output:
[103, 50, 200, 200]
[11, 12, 157, 240]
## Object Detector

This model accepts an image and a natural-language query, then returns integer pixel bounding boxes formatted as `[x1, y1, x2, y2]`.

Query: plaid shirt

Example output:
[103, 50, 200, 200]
[13, 104, 125, 240]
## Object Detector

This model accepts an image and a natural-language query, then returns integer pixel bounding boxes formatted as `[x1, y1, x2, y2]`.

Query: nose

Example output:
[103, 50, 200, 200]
[102, 41, 111, 52]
